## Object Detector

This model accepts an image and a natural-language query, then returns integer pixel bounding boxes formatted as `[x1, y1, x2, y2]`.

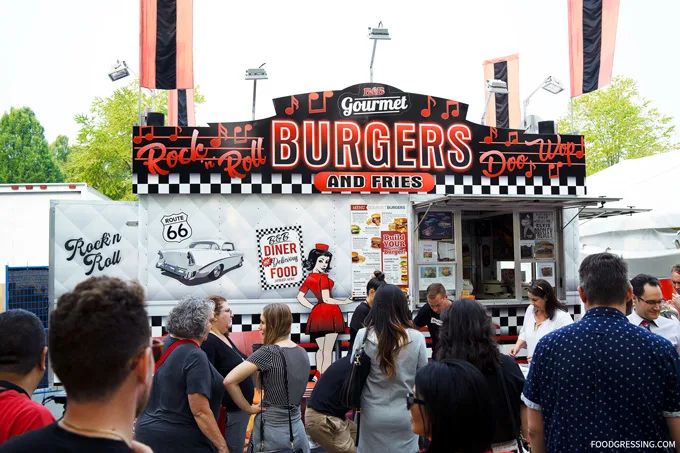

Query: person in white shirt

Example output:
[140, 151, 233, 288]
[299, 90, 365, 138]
[510, 279, 574, 361]
[628, 273, 680, 354]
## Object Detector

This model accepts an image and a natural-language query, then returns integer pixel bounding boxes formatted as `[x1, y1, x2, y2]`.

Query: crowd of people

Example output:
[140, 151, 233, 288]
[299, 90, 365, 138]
[1, 256, 680, 452]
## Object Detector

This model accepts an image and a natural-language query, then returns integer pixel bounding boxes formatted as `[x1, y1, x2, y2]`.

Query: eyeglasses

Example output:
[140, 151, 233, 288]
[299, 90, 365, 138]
[406, 392, 426, 410]
[639, 297, 666, 306]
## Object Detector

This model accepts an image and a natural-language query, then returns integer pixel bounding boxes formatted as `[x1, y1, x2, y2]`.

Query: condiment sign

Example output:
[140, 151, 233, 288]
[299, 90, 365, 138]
[133, 83, 586, 196]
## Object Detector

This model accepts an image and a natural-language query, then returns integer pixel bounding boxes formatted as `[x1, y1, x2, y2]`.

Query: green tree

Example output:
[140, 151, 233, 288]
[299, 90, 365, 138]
[558, 76, 678, 175]
[65, 81, 205, 200]
[49, 134, 70, 167]
[0, 107, 64, 183]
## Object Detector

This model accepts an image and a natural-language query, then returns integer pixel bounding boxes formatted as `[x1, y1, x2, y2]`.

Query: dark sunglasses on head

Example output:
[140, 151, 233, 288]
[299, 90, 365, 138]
[130, 339, 164, 371]
[151, 339, 164, 363]
[406, 392, 426, 410]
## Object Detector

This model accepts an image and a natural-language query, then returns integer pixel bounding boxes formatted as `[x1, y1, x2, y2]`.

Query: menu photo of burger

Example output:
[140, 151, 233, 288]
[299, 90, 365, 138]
[351, 251, 366, 264]
[366, 213, 381, 227]
[440, 266, 452, 277]
[371, 237, 382, 249]
[534, 240, 555, 259]
[351, 224, 360, 235]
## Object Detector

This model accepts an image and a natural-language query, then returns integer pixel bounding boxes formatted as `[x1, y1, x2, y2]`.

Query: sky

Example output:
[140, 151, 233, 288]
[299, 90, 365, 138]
[1, 0, 679, 144]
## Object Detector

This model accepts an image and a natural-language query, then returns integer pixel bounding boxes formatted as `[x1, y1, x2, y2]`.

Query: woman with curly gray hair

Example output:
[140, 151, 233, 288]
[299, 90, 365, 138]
[135, 296, 228, 453]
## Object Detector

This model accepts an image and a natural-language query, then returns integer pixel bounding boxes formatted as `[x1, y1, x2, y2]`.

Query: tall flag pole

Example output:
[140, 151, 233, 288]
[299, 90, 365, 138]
[482, 54, 521, 129]
[568, 0, 620, 97]
[140, 0, 195, 126]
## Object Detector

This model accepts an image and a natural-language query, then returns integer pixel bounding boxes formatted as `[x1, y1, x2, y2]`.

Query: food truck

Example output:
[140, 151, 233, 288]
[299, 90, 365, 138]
[50, 82, 610, 370]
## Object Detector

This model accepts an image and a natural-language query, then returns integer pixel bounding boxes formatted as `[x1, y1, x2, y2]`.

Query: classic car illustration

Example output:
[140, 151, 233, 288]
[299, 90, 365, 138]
[156, 238, 244, 281]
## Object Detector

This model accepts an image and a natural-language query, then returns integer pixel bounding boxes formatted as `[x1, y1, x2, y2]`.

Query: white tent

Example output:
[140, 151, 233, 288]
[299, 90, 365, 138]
[579, 151, 680, 278]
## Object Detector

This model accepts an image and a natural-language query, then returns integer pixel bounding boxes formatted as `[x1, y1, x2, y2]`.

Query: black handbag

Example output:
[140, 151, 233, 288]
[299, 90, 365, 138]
[497, 361, 528, 453]
[341, 329, 371, 446]
[255, 345, 303, 453]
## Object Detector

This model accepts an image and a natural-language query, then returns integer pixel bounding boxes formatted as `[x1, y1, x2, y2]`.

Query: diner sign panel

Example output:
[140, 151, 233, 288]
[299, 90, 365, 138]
[132, 83, 586, 196]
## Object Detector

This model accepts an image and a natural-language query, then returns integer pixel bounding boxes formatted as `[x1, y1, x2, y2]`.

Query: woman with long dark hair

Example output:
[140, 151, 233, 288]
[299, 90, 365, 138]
[437, 299, 527, 453]
[409, 359, 494, 453]
[351, 284, 427, 453]
[509, 279, 573, 361]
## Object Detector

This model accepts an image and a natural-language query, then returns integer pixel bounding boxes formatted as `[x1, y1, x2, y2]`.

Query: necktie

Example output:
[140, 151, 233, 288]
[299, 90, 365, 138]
[640, 320, 652, 331]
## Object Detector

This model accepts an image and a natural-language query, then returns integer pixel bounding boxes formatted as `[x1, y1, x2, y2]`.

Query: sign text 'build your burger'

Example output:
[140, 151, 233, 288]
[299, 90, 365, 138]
[132, 84, 586, 196]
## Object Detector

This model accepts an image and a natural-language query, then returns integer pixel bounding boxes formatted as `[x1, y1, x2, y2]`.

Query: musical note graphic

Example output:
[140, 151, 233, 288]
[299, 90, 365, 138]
[576, 136, 585, 159]
[169, 126, 183, 142]
[483, 128, 498, 144]
[548, 161, 564, 179]
[505, 131, 519, 147]
[309, 91, 334, 114]
[133, 126, 154, 145]
[210, 124, 229, 148]
[234, 124, 253, 144]
[285, 96, 300, 115]
[421, 96, 436, 118]
[441, 100, 460, 120]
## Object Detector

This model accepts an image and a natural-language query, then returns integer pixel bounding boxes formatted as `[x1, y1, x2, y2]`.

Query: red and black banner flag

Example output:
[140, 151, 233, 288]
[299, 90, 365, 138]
[168, 89, 195, 127]
[483, 54, 520, 129]
[140, 0, 193, 90]
[569, 0, 620, 97]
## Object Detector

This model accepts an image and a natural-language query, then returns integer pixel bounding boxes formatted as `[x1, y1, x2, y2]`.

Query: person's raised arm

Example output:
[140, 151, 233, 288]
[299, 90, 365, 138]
[224, 361, 262, 414]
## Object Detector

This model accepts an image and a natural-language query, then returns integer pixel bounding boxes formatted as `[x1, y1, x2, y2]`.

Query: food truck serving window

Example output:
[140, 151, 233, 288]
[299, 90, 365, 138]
[416, 211, 456, 301]
[415, 207, 560, 304]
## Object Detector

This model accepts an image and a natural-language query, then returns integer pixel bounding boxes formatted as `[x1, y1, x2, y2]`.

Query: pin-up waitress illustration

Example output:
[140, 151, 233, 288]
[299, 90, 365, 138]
[297, 243, 351, 374]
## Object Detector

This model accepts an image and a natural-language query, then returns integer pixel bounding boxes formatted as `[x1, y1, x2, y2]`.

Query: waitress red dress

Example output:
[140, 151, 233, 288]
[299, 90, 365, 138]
[300, 273, 346, 334]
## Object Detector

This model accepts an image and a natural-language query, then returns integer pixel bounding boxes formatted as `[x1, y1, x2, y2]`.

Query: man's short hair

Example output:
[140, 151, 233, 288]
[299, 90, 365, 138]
[426, 283, 447, 299]
[630, 274, 661, 298]
[0, 309, 45, 375]
[579, 253, 629, 306]
[672, 265, 680, 275]
[50, 277, 149, 402]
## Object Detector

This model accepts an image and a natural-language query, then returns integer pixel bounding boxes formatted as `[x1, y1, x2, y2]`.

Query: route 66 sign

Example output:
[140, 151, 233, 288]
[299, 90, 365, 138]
[161, 212, 193, 243]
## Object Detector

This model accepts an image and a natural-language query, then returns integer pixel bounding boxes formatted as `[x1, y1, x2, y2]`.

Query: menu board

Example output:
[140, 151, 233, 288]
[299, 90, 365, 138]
[418, 212, 454, 240]
[519, 212, 555, 260]
[381, 231, 409, 287]
[418, 265, 456, 291]
[351, 204, 408, 297]
[537, 262, 556, 287]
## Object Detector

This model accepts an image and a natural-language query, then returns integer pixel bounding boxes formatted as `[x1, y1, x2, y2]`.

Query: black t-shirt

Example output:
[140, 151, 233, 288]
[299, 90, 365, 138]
[413, 304, 442, 353]
[307, 356, 352, 419]
[0, 423, 134, 452]
[349, 302, 371, 348]
[134, 336, 224, 451]
[485, 354, 526, 444]
[201, 333, 255, 411]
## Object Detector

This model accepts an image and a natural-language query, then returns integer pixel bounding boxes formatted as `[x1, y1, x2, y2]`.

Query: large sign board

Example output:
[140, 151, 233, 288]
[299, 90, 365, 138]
[132, 83, 586, 196]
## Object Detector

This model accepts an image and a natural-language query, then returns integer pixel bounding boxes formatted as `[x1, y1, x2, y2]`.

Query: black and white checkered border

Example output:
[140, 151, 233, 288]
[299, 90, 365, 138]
[149, 304, 583, 365]
[256, 225, 306, 291]
[133, 172, 586, 196]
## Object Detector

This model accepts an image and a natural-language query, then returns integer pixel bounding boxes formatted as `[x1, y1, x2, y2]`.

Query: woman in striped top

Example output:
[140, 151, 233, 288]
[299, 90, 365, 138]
[224, 303, 311, 453]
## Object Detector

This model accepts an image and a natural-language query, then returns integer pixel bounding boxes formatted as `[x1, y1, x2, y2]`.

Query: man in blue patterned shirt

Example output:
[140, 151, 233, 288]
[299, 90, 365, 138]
[522, 253, 680, 452]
